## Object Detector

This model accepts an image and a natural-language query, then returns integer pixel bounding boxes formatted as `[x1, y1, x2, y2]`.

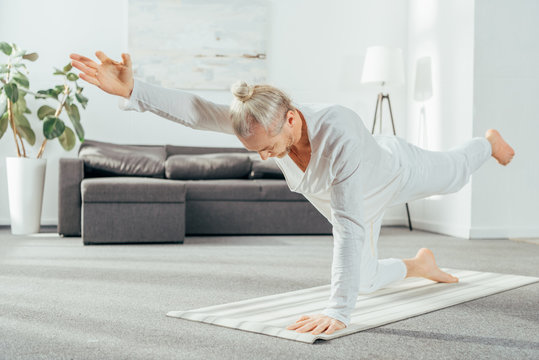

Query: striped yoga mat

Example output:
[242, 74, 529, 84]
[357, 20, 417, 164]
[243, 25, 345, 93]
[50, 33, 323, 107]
[167, 268, 539, 343]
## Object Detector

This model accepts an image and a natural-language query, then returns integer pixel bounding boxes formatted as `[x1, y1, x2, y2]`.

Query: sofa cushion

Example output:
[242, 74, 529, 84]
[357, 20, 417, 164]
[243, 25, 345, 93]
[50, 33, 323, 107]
[248, 156, 285, 179]
[185, 179, 305, 201]
[165, 153, 251, 180]
[82, 177, 185, 203]
[79, 139, 166, 178]
[165, 145, 251, 157]
[185, 180, 261, 200]
[255, 179, 305, 200]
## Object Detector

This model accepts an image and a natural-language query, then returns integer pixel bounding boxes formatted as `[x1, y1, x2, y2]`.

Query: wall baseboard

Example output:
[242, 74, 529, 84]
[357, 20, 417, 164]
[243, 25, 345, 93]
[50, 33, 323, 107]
[383, 216, 472, 238]
[1, 217, 537, 239]
[469, 226, 539, 239]
[0, 218, 57, 226]
[387, 217, 539, 239]
[402, 219, 471, 239]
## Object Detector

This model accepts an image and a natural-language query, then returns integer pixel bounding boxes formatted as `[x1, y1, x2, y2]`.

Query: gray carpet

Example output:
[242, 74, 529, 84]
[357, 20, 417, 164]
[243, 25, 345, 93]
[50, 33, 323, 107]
[0, 226, 538, 359]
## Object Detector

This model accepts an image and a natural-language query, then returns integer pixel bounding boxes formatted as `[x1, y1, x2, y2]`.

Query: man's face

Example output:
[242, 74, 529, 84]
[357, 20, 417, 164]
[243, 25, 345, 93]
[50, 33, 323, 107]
[238, 123, 294, 160]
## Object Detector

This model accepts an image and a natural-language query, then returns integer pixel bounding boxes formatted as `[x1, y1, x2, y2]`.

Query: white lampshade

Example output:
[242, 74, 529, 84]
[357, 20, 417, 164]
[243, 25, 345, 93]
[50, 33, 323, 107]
[361, 46, 405, 86]
[414, 56, 433, 101]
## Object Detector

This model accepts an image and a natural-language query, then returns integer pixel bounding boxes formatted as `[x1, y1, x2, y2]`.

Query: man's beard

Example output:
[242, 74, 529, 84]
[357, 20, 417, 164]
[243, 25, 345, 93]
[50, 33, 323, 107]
[279, 136, 294, 157]
[277, 150, 289, 158]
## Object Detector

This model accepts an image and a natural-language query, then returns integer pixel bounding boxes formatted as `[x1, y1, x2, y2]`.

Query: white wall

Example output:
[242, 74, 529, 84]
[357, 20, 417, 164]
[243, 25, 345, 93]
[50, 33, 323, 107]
[407, 0, 539, 239]
[471, 0, 539, 238]
[0, 0, 409, 226]
[406, 0, 476, 238]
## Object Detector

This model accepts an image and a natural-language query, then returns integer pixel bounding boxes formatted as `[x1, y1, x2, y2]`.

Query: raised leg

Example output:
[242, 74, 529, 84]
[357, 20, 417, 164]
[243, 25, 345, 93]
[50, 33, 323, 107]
[388, 136, 494, 206]
[372, 131, 515, 287]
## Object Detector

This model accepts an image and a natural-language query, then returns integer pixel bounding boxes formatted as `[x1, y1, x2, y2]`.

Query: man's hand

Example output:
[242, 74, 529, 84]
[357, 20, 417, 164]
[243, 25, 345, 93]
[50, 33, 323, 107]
[286, 314, 346, 335]
[69, 51, 134, 99]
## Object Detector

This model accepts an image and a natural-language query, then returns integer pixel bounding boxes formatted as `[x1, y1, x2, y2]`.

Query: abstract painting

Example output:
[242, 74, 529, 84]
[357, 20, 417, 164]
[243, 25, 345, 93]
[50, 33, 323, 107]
[128, 0, 268, 90]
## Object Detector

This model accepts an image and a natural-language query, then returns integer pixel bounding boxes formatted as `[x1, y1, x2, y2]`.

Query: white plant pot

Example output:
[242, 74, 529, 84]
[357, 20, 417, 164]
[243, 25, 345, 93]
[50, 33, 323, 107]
[5, 157, 47, 235]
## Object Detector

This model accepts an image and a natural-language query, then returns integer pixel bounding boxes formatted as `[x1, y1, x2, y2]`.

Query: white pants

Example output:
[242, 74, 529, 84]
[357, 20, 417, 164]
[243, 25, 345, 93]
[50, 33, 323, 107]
[358, 136, 493, 294]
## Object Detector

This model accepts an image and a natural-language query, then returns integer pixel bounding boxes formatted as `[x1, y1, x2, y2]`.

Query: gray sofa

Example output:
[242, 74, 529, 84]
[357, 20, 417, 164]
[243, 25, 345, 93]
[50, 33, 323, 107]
[58, 139, 332, 245]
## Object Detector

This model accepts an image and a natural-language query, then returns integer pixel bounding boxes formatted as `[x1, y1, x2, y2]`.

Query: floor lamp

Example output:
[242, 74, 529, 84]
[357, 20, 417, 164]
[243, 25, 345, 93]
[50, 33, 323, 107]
[361, 46, 413, 231]
[414, 56, 433, 149]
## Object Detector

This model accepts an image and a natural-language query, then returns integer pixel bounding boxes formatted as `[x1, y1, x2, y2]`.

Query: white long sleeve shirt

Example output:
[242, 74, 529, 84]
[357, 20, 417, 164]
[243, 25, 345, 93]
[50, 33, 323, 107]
[119, 79, 407, 326]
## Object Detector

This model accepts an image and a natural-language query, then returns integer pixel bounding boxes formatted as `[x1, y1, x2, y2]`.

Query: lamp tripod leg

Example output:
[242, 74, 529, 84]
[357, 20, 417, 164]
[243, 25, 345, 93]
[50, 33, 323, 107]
[405, 203, 413, 231]
[386, 94, 397, 136]
[386, 94, 413, 231]
[380, 96, 383, 134]
[371, 93, 382, 134]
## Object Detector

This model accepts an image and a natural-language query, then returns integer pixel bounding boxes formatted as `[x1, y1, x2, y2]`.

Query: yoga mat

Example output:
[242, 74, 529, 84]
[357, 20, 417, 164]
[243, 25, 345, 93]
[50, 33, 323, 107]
[167, 268, 539, 343]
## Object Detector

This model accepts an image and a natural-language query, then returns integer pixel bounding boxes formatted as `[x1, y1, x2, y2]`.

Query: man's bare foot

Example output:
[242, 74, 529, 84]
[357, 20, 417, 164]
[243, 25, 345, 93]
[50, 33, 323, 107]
[485, 129, 515, 166]
[403, 248, 459, 283]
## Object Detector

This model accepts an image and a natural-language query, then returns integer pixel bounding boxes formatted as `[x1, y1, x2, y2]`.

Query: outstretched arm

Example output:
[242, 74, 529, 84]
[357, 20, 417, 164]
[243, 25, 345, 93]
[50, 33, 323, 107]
[70, 51, 134, 98]
[287, 139, 364, 335]
[70, 51, 234, 134]
[321, 152, 365, 326]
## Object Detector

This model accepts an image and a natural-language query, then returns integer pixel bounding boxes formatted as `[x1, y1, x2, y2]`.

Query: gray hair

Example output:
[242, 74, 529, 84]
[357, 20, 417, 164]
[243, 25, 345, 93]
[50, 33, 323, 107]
[229, 80, 296, 138]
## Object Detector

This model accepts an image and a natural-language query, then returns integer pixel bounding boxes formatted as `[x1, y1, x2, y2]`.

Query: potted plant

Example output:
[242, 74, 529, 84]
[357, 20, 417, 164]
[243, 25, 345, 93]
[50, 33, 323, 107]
[0, 42, 89, 234]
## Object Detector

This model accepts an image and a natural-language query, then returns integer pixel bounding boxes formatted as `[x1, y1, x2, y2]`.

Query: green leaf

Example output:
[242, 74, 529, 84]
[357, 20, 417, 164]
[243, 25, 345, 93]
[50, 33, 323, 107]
[37, 105, 56, 120]
[53, 88, 64, 97]
[0, 42, 12, 55]
[58, 126, 76, 151]
[13, 112, 32, 128]
[53, 67, 66, 76]
[22, 52, 38, 61]
[12, 92, 29, 119]
[4, 83, 19, 103]
[66, 103, 80, 123]
[63, 63, 72, 72]
[66, 72, 78, 81]
[24, 107, 31, 114]
[65, 96, 73, 106]
[16, 124, 36, 146]
[37, 88, 59, 100]
[66, 103, 84, 141]
[54, 85, 65, 92]
[75, 93, 88, 109]
[0, 64, 9, 73]
[0, 92, 6, 114]
[73, 120, 84, 142]
[16, 68, 29, 77]
[0, 112, 8, 139]
[76, 84, 83, 94]
[12, 73, 29, 88]
[11, 110, 36, 146]
[43, 116, 65, 139]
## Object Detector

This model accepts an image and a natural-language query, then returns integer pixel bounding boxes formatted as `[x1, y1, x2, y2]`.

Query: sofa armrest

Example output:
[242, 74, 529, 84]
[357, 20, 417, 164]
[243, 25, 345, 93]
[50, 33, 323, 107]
[58, 158, 84, 236]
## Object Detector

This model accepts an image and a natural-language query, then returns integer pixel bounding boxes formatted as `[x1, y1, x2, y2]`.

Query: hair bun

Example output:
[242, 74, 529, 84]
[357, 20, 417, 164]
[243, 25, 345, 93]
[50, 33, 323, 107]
[231, 80, 255, 102]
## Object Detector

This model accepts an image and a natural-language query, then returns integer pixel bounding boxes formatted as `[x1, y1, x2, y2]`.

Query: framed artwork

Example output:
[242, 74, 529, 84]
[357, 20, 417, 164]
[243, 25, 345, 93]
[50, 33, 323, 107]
[128, 0, 268, 90]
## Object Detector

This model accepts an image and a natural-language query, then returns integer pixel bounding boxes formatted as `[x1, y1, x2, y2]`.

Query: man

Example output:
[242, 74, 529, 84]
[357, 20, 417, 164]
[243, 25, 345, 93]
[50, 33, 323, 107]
[69, 51, 515, 336]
